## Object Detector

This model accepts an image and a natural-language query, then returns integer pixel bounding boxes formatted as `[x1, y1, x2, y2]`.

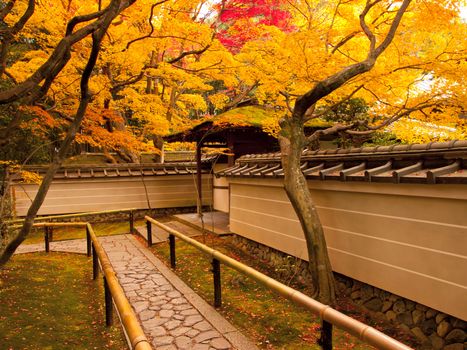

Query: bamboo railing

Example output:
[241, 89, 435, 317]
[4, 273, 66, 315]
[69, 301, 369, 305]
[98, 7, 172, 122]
[145, 215, 413, 350]
[18, 221, 152, 350]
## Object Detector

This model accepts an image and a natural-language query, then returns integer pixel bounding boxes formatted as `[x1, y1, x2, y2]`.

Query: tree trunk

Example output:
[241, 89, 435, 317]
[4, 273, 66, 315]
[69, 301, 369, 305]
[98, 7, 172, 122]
[279, 117, 336, 305]
[0, 0, 134, 266]
[152, 134, 164, 163]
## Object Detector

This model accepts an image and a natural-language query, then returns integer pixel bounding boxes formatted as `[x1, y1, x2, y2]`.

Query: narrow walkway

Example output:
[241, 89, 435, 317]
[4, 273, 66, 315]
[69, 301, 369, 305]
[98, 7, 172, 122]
[16, 234, 257, 350]
[15, 238, 87, 254]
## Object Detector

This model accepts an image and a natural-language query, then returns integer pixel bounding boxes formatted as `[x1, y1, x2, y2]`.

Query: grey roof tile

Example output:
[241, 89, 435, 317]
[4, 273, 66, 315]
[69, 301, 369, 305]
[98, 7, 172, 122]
[217, 141, 467, 184]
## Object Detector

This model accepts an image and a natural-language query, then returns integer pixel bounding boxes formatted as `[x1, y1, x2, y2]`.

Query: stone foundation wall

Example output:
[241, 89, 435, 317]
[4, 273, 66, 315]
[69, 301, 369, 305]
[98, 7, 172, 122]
[231, 235, 467, 350]
[35, 206, 204, 224]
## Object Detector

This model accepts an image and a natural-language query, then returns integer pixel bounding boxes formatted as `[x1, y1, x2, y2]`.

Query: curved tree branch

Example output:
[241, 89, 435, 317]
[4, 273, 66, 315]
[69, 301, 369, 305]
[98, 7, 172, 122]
[124, 0, 170, 50]
[0, 0, 134, 105]
[292, 0, 411, 120]
[0, 0, 16, 21]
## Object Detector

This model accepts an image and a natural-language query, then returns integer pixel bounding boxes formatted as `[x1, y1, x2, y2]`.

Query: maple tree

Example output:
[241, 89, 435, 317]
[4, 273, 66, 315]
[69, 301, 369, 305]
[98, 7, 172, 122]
[0, 0, 139, 265]
[217, 0, 293, 53]
[232, 0, 466, 303]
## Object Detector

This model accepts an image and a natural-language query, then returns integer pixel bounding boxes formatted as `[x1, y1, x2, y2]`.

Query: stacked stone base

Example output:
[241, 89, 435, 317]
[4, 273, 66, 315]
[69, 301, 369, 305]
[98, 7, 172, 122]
[231, 235, 466, 350]
[35, 206, 204, 224]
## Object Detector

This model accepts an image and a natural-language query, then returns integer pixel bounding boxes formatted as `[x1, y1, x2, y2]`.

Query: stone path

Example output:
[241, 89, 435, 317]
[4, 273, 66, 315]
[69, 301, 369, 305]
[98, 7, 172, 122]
[136, 220, 204, 244]
[100, 235, 256, 350]
[16, 234, 257, 350]
[15, 238, 87, 254]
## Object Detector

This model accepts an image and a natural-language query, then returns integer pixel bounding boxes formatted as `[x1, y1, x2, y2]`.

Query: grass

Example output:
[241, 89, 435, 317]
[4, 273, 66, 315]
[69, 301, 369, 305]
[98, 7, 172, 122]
[0, 252, 128, 350]
[22, 220, 144, 245]
[147, 233, 395, 349]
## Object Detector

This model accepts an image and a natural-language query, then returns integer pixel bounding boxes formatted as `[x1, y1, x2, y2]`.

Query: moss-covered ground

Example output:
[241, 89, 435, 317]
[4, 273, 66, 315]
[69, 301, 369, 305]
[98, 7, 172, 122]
[22, 220, 144, 245]
[0, 252, 128, 350]
[147, 233, 418, 349]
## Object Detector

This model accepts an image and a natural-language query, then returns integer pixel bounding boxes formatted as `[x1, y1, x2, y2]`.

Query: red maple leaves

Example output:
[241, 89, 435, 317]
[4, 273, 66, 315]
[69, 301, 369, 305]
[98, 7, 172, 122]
[217, 0, 293, 53]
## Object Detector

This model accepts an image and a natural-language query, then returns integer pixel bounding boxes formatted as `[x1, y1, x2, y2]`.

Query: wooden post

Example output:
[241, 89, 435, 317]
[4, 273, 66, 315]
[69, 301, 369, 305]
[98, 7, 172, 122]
[129, 210, 134, 234]
[212, 258, 222, 308]
[319, 320, 333, 350]
[92, 244, 99, 280]
[104, 276, 113, 326]
[196, 143, 202, 214]
[227, 134, 234, 167]
[146, 220, 152, 247]
[169, 234, 176, 269]
[44, 226, 50, 253]
[86, 225, 91, 257]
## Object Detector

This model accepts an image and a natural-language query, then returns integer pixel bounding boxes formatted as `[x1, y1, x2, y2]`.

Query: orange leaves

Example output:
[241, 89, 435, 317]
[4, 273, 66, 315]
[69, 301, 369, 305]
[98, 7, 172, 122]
[20, 106, 59, 129]
[76, 107, 155, 155]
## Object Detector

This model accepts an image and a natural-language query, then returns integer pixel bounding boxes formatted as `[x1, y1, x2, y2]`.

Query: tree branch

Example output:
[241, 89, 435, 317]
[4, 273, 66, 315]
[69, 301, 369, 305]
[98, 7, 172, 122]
[0, 1, 121, 104]
[0, 0, 35, 76]
[66, 8, 108, 36]
[292, 0, 411, 120]
[0, 0, 16, 21]
[167, 34, 215, 64]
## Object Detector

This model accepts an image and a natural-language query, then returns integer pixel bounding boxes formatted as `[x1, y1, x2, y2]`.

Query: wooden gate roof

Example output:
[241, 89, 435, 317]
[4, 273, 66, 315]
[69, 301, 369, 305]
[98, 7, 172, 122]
[216, 140, 467, 184]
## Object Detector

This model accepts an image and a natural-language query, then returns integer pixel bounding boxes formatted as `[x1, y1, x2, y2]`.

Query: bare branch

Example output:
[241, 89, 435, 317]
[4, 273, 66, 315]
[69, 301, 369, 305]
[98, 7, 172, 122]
[124, 0, 170, 50]
[221, 81, 259, 111]
[175, 60, 223, 73]
[345, 102, 439, 135]
[111, 72, 145, 93]
[372, 0, 411, 58]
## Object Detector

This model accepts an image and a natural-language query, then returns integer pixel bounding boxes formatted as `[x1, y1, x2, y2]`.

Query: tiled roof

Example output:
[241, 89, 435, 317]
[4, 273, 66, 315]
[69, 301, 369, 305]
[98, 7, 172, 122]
[22, 162, 207, 180]
[216, 140, 467, 184]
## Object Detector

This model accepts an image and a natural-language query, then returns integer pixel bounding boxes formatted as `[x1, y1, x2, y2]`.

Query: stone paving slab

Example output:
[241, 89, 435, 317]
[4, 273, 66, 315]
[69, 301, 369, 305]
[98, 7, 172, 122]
[99, 234, 258, 350]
